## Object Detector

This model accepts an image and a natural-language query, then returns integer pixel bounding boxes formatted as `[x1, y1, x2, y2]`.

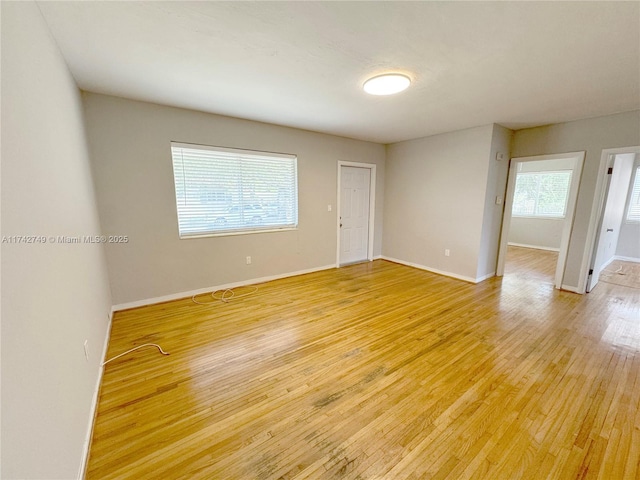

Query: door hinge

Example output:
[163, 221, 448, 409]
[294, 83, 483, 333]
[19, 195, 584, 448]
[589, 269, 594, 275]
[607, 167, 613, 174]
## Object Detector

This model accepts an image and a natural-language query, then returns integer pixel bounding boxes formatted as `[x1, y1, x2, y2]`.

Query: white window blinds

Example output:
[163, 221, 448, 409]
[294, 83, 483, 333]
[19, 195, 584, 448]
[512, 170, 572, 218]
[171, 143, 298, 237]
[627, 166, 640, 222]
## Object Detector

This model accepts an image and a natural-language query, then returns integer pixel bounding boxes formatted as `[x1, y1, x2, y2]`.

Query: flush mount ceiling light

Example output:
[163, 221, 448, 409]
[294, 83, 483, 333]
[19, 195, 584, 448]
[363, 73, 411, 95]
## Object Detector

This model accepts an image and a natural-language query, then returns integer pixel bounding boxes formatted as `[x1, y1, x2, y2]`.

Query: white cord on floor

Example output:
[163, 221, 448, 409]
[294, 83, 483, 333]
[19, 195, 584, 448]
[102, 343, 170, 366]
[192, 285, 259, 305]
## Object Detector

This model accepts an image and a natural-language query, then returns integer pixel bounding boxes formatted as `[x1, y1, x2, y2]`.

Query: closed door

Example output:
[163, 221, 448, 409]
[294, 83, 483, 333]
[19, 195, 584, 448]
[340, 166, 370, 265]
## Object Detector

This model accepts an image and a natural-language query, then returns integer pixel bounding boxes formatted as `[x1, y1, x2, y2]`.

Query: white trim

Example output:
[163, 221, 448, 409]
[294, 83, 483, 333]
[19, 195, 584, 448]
[112, 264, 337, 311]
[614, 255, 640, 264]
[579, 146, 640, 294]
[382, 256, 478, 283]
[561, 284, 582, 294]
[373, 255, 383, 260]
[600, 255, 617, 271]
[78, 311, 113, 480]
[496, 159, 518, 275]
[507, 242, 560, 252]
[476, 271, 496, 282]
[336, 161, 377, 266]
[497, 151, 585, 290]
[180, 226, 297, 239]
[504, 152, 585, 164]
[511, 215, 566, 221]
[171, 141, 296, 160]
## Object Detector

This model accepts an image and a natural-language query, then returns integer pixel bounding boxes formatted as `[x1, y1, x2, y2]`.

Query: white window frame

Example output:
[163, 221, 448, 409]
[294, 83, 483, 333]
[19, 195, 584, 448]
[170, 142, 298, 238]
[511, 170, 572, 219]
[625, 165, 640, 223]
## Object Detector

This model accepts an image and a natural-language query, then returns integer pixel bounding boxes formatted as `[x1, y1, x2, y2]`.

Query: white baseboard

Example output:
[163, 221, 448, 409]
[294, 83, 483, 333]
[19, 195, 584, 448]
[112, 264, 337, 311]
[600, 256, 616, 271]
[78, 310, 113, 479]
[476, 271, 496, 282]
[615, 255, 640, 264]
[381, 256, 479, 283]
[508, 242, 560, 252]
[561, 284, 582, 294]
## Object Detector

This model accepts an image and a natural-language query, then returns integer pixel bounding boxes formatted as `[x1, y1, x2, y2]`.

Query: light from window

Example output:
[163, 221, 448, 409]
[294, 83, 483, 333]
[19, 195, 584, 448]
[627, 166, 640, 222]
[171, 143, 298, 237]
[512, 170, 572, 218]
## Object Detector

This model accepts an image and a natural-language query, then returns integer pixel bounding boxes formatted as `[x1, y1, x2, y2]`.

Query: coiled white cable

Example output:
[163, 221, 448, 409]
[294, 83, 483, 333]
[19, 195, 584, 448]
[102, 343, 170, 366]
[192, 286, 259, 305]
[104, 287, 259, 366]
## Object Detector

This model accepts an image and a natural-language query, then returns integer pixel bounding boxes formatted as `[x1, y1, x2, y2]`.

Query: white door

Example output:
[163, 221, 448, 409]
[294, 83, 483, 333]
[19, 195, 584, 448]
[340, 166, 371, 265]
[587, 168, 614, 292]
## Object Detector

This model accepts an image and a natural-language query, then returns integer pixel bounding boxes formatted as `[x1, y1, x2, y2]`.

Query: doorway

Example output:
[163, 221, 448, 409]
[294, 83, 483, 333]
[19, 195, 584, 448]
[586, 149, 639, 292]
[337, 162, 376, 266]
[497, 152, 585, 289]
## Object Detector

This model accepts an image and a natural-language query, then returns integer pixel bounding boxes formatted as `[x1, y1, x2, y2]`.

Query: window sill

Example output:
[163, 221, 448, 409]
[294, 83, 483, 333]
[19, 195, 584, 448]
[179, 226, 298, 239]
[511, 215, 566, 220]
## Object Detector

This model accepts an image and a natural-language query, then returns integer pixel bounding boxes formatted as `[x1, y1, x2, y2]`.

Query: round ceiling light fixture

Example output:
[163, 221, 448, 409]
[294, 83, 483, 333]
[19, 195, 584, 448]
[363, 73, 411, 95]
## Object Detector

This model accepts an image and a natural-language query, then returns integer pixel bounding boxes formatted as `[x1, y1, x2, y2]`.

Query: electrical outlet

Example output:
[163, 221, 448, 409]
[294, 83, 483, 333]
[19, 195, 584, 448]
[328, 205, 332, 212]
[84, 340, 89, 361]
[444, 249, 450, 257]
[246, 256, 252, 265]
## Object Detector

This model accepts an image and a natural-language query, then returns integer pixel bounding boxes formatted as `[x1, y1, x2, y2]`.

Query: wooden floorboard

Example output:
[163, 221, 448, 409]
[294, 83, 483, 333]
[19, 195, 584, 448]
[87, 254, 640, 479]
[599, 260, 640, 290]
[504, 245, 558, 283]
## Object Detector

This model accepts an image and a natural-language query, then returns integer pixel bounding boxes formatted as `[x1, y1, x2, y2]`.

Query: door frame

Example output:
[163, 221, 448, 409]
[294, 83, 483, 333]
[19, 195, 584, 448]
[336, 161, 376, 266]
[579, 146, 640, 293]
[496, 151, 585, 289]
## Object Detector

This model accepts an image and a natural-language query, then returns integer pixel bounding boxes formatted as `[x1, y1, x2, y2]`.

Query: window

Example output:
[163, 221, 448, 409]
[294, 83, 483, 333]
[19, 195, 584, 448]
[627, 166, 640, 222]
[512, 170, 572, 218]
[171, 143, 298, 237]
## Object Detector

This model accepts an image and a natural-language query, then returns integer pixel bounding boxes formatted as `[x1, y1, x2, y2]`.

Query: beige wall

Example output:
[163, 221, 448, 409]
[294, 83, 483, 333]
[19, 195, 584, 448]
[3, 8, 637, 478]
[383, 125, 495, 281]
[617, 221, 640, 259]
[1, 3, 113, 478]
[82, 93, 385, 306]
[508, 217, 564, 250]
[512, 110, 640, 289]
[477, 124, 513, 279]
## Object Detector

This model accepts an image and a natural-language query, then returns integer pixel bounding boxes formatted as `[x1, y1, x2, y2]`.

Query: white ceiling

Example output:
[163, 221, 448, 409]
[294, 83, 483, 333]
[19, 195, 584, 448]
[37, 1, 640, 144]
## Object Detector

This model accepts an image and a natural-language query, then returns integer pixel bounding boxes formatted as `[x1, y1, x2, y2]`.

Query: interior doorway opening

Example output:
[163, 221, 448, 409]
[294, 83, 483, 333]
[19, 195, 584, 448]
[586, 149, 640, 292]
[497, 152, 585, 289]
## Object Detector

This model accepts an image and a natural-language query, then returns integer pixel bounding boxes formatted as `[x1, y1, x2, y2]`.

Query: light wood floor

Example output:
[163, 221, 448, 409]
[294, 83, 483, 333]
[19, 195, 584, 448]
[504, 245, 558, 285]
[599, 260, 640, 290]
[87, 258, 640, 479]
